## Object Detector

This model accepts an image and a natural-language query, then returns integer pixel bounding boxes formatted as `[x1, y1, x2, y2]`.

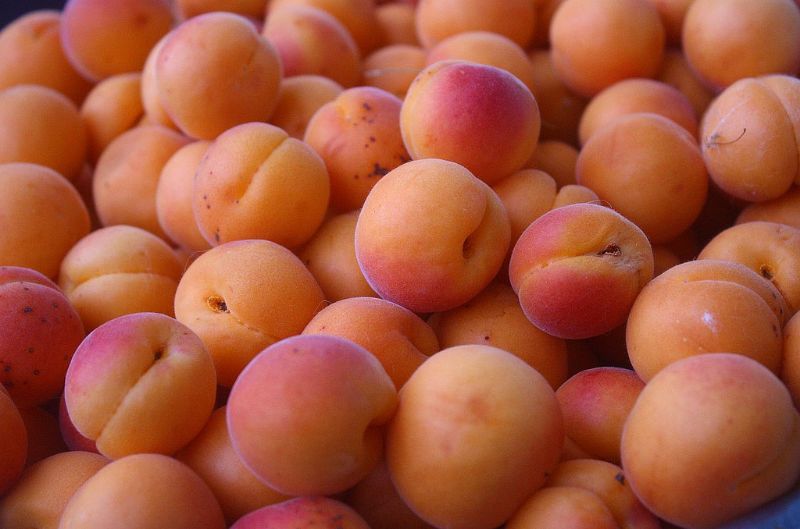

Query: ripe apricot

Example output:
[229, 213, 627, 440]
[361, 44, 425, 98]
[269, 74, 343, 138]
[80, 72, 144, 164]
[528, 49, 586, 146]
[0, 389, 27, 496]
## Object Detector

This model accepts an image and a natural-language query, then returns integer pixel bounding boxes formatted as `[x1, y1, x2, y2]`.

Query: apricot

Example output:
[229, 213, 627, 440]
[18, 406, 67, 465]
[529, 140, 578, 188]
[58, 225, 184, 331]
[656, 48, 714, 117]
[682, 0, 800, 92]
[0, 451, 108, 529]
[304, 86, 408, 212]
[386, 344, 564, 529]
[528, 49, 587, 146]
[355, 158, 511, 314]
[549, 0, 665, 98]
[155, 12, 282, 140]
[0, 389, 26, 496]
[621, 353, 800, 528]
[173, 239, 325, 387]
[578, 78, 698, 145]
[0, 10, 93, 105]
[505, 486, 619, 529]
[737, 185, 800, 230]
[193, 122, 329, 249]
[626, 259, 787, 382]
[401, 60, 540, 185]
[80, 72, 144, 164]
[269, 74, 343, 139]
[700, 75, 800, 202]
[176, 406, 290, 524]
[428, 281, 568, 389]
[60, 0, 174, 82]
[139, 35, 175, 129]
[426, 31, 536, 93]
[0, 85, 87, 183]
[509, 203, 654, 340]
[0, 163, 91, 279]
[362, 44, 425, 99]
[93, 124, 190, 241]
[227, 334, 397, 496]
[175, 0, 267, 19]
[231, 496, 371, 529]
[698, 221, 800, 315]
[414, 0, 536, 49]
[553, 185, 600, 209]
[58, 392, 98, 453]
[491, 169, 558, 249]
[297, 210, 377, 301]
[57, 453, 226, 529]
[155, 140, 213, 252]
[577, 113, 708, 243]
[375, 2, 418, 46]
[556, 367, 645, 464]
[303, 296, 437, 389]
[263, 5, 361, 87]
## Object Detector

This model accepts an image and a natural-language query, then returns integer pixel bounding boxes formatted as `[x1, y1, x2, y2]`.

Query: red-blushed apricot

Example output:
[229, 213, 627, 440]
[57, 453, 226, 529]
[657, 48, 714, 118]
[622, 353, 800, 528]
[362, 44, 425, 98]
[155, 12, 282, 140]
[528, 49, 587, 146]
[550, 0, 665, 98]
[428, 282, 568, 389]
[80, 72, 144, 164]
[401, 60, 540, 185]
[555, 367, 645, 464]
[304, 86, 408, 212]
[231, 496, 371, 529]
[297, 210, 377, 302]
[303, 296, 437, 389]
[0, 11, 93, 105]
[64, 313, 216, 459]
[0, 85, 87, 183]
[509, 203, 654, 340]
[426, 31, 536, 93]
[545, 459, 661, 529]
[0, 389, 26, 495]
[268, 0, 383, 56]
[355, 158, 511, 314]
[492, 169, 558, 249]
[506, 486, 619, 529]
[626, 259, 786, 382]
[0, 163, 90, 279]
[0, 266, 85, 408]
[387, 344, 564, 529]
[578, 78, 698, 145]
[176, 406, 290, 524]
[173, 239, 325, 387]
[18, 406, 67, 465]
[553, 185, 600, 209]
[139, 35, 175, 129]
[93, 124, 190, 241]
[414, 0, 536, 49]
[700, 77, 800, 202]
[155, 141, 213, 252]
[263, 5, 361, 87]
[193, 122, 329, 248]
[645, 0, 693, 44]
[682, 0, 800, 92]
[0, 451, 108, 529]
[737, 185, 800, 230]
[227, 334, 397, 496]
[269, 74, 343, 139]
[698, 221, 800, 316]
[58, 392, 98, 453]
[345, 461, 436, 529]
[176, 0, 267, 19]
[60, 0, 174, 82]
[58, 225, 184, 331]
[375, 2, 418, 46]
[528, 140, 578, 187]
[577, 113, 708, 243]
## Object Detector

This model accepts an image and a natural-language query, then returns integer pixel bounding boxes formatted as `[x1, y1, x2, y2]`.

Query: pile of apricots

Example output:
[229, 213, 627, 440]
[2, 0, 800, 528]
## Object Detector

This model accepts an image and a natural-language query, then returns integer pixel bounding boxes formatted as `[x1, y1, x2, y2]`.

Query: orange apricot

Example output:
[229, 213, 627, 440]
[80, 72, 144, 164]
[0, 389, 27, 496]
[528, 49, 587, 146]
[269, 74, 343, 139]
[362, 44, 426, 98]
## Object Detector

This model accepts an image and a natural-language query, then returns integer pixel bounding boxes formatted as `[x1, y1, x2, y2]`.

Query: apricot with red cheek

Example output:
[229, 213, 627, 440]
[355, 158, 511, 314]
[227, 334, 397, 496]
[303, 296, 437, 389]
[621, 353, 800, 529]
[304, 86, 408, 212]
[80, 72, 144, 164]
[386, 344, 564, 529]
[509, 203, 654, 340]
[401, 60, 540, 185]
[232, 496, 371, 529]
[269, 74, 342, 139]
[362, 44, 425, 99]
[59, 392, 98, 453]
[0, 389, 26, 496]
[57, 453, 226, 529]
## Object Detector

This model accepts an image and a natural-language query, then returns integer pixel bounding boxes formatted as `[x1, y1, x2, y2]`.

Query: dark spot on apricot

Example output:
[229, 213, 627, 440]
[154, 348, 163, 362]
[369, 136, 376, 143]
[484, 335, 490, 341]
[22, 306, 32, 313]
[615, 472, 625, 484]
[27, 347, 33, 354]
[760, 264, 774, 280]
[598, 243, 622, 257]
[33, 369, 40, 376]
[3, 365, 11, 373]
[207, 296, 229, 313]
[372, 163, 389, 177]
[362, 102, 372, 111]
